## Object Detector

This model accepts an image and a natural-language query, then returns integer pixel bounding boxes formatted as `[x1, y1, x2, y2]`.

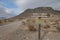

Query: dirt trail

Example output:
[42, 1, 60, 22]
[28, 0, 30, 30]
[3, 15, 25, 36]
[0, 21, 21, 40]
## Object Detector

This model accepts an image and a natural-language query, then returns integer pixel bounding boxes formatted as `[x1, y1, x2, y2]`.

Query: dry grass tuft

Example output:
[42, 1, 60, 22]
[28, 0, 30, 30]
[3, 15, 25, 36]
[26, 18, 37, 31]
[56, 26, 60, 32]
[27, 24, 36, 31]
[22, 21, 26, 25]
[44, 25, 50, 29]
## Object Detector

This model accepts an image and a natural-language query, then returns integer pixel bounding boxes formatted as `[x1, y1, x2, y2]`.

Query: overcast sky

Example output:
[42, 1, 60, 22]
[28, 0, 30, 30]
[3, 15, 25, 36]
[0, 0, 60, 18]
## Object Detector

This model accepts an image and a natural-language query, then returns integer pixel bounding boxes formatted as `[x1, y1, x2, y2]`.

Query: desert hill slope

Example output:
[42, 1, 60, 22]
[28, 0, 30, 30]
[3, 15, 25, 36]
[0, 7, 60, 24]
[12, 7, 60, 19]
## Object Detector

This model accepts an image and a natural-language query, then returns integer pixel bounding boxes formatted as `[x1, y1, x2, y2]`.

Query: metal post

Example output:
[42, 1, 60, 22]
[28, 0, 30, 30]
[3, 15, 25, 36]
[38, 24, 41, 40]
[38, 17, 41, 40]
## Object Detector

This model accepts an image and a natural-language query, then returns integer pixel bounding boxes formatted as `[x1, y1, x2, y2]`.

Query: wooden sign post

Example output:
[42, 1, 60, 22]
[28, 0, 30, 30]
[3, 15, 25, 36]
[38, 17, 41, 40]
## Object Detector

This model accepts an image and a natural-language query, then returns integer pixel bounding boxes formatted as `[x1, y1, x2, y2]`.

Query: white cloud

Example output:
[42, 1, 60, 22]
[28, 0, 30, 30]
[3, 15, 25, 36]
[0, 0, 60, 18]
[11, 0, 60, 15]
[5, 9, 11, 13]
[0, 2, 13, 14]
[15, 0, 28, 6]
[5, 8, 13, 14]
[14, 0, 60, 10]
[16, 0, 27, 4]
[0, 2, 16, 18]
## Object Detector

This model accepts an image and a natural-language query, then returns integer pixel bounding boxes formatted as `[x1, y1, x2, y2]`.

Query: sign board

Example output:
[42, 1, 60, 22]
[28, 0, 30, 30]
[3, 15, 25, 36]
[36, 18, 44, 24]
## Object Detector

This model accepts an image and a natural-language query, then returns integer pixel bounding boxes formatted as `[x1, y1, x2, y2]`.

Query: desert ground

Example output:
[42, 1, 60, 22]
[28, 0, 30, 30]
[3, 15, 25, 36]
[0, 17, 60, 40]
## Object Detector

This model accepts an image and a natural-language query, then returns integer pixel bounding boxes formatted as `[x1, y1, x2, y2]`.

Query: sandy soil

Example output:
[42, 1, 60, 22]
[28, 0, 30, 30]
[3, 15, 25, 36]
[0, 20, 60, 40]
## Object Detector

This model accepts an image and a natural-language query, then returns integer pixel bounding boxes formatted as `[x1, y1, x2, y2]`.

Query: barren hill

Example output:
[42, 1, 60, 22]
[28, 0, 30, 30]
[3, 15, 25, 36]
[0, 7, 60, 24]
[13, 7, 60, 19]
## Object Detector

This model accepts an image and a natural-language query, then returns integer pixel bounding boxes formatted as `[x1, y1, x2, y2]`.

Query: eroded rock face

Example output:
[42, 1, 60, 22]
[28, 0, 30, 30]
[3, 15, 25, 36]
[1, 7, 60, 22]
[16, 7, 54, 18]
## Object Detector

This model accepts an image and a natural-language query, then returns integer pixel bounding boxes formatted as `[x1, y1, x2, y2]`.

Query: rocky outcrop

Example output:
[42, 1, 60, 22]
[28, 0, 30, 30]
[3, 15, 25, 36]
[14, 7, 60, 19]
[1, 7, 60, 23]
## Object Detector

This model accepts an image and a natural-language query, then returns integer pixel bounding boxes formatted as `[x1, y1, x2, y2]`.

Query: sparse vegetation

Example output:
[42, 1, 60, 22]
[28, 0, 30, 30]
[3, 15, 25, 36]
[44, 25, 50, 29]
[47, 13, 50, 17]
[0, 20, 2, 23]
[22, 21, 26, 25]
[8, 20, 13, 22]
[0, 20, 4, 24]
[27, 24, 36, 31]
[56, 24, 60, 32]
[56, 26, 60, 32]
[26, 18, 37, 31]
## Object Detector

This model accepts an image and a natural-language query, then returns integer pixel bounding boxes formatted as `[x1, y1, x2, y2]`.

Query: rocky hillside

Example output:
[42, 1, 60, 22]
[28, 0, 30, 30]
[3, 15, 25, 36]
[0, 7, 60, 24]
[13, 7, 60, 19]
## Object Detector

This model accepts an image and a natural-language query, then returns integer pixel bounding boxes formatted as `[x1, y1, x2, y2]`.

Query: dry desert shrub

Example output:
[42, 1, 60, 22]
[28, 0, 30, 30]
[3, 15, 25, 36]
[21, 21, 26, 25]
[27, 24, 36, 31]
[8, 20, 14, 22]
[0, 20, 4, 24]
[21, 18, 37, 31]
[43, 25, 50, 29]
[54, 21, 60, 32]
[55, 23, 60, 32]
[26, 18, 37, 31]
[0, 20, 2, 23]
[56, 26, 60, 32]
[47, 13, 50, 17]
